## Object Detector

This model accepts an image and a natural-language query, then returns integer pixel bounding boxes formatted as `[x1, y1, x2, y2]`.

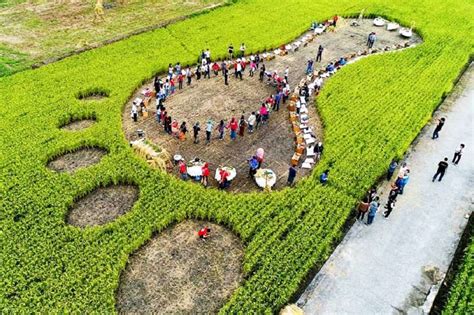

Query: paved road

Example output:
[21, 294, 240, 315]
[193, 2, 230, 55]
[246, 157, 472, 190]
[297, 65, 474, 314]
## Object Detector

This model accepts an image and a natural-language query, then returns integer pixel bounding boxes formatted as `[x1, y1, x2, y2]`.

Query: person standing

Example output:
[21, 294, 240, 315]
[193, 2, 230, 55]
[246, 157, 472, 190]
[384, 199, 396, 218]
[287, 165, 297, 186]
[306, 59, 314, 74]
[259, 64, 266, 81]
[227, 117, 238, 140]
[255, 112, 262, 130]
[432, 117, 446, 139]
[452, 144, 465, 165]
[332, 15, 339, 27]
[248, 112, 256, 133]
[193, 122, 201, 144]
[316, 45, 324, 62]
[315, 142, 324, 160]
[131, 103, 138, 122]
[178, 160, 188, 180]
[284, 67, 290, 83]
[356, 197, 370, 221]
[387, 184, 399, 204]
[238, 115, 247, 137]
[432, 157, 449, 182]
[236, 60, 243, 80]
[216, 120, 226, 140]
[240, 43, 246, 57]
[179, 121, 188, 141]
[398, 171, 410, 194]
[186, 66, 192, 85]
[228, 44, 234, 59]
[201, 163, 210, 187]
[367, 32, 376, 48]
[367, 196, 380, 225]
[205, 119, 214, 144]
[248, 156, 259, 178]
[387, 159, 398, 181]
[223, 66, 229, 86]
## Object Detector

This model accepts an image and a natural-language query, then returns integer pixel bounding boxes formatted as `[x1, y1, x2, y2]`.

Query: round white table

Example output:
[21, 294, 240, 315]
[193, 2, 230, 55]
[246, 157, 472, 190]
[254, 169, 277, 188]
[215, 167, 237, 181]
[187, 165, 203, 177]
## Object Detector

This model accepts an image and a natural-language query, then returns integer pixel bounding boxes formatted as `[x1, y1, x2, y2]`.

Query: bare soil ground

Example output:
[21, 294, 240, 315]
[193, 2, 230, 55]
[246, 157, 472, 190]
[116, 220, 244, 314]
[0, 0, 224, 75]
[123, 19, 421, 193]
[67, 184, 139, 228]
[47, 147, 107, 172]
[60, 119, 96, 131]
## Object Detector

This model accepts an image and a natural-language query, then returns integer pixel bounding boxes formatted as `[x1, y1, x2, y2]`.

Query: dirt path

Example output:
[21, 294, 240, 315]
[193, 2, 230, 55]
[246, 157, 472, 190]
[122, 19, 421, 192]
[297, 64, 474, 314]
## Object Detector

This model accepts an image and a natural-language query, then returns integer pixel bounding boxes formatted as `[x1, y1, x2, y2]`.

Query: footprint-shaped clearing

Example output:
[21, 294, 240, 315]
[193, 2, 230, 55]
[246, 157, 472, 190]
[47, 147, 107, 173]
[67, 184, 139, 228]
[116, 220, 244, 313]
[122, 19, 421, 192]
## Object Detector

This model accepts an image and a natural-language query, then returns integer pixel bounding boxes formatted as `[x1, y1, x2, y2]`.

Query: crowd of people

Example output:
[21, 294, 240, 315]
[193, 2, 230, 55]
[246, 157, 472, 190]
[354, 116, 466, 226]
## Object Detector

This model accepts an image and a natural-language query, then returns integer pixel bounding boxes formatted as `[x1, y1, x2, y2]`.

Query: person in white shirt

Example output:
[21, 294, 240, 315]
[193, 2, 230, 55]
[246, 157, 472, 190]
[205, 49, 211, 62]
[284, 67, 289, 83]
[452, 143, 465, 165]
[248, 112, 256, 133]
[236, 60, 243, 80]
[314, 76, 323, 93]
[131, 104, 138, 122]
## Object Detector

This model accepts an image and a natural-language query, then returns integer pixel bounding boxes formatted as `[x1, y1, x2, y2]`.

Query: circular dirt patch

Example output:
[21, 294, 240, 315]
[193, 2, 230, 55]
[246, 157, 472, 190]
[67, 184, 139, 228]
[116, 220, 244, 314]
[60, 119, 96, 131]
[47, 147, 107, 173]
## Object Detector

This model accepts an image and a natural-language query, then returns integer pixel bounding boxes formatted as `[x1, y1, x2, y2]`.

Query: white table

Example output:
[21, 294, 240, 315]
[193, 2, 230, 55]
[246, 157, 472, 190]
[215, 167, 237, 181]
[187, 165, 203, 177]
[254, 169, 277, 188]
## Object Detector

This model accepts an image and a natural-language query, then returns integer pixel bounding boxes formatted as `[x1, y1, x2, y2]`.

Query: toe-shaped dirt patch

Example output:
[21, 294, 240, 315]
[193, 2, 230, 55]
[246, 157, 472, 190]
[76, 88, 110, 100]
[116, 220, 244, 313]
[60, 119, 96, 131]
[47, 147, 107, 173]
[67, 184, 139, 228]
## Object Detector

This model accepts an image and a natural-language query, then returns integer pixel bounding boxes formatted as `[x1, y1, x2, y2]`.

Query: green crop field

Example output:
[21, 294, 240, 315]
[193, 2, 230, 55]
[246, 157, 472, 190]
[0, 0, 473, 313]
[443, 237, 474, 314]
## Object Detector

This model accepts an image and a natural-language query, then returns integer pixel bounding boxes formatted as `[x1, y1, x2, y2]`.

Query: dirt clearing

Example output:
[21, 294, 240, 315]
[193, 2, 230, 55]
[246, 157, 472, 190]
[67, 184, 139, 228]
[116, 220, 244, 314]
[60, 119, 96, 131]
[123, 19, 421, 192]
[47, 147, 107, 173]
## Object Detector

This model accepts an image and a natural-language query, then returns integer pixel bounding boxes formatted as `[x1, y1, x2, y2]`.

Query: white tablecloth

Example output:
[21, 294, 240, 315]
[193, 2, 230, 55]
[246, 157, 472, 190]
[215, 167, 237, 181]
[187, 165, 203, 177]
[254, 169, 277, 188]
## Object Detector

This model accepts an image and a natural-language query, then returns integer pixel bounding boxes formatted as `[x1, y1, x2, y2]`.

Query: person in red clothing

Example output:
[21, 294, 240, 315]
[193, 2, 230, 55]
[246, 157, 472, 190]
[333, 15, 339, 27]
[218, 169, 230, 189]
[177, 73, 184, 89]
[178, 160, 188, 180]
[227, 117, 238, 140]
[198, 226, 211, 240]
[212, 62, 220, 76]
[201, 162, 210, 187]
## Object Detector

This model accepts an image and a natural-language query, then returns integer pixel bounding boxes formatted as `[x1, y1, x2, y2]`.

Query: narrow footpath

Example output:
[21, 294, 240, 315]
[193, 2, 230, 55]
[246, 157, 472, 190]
[297, 64, 474, 314]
